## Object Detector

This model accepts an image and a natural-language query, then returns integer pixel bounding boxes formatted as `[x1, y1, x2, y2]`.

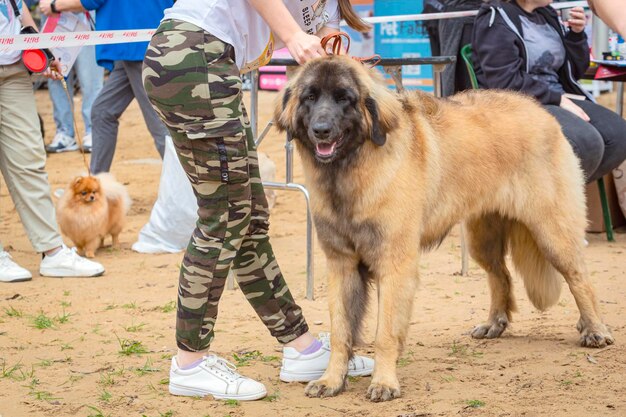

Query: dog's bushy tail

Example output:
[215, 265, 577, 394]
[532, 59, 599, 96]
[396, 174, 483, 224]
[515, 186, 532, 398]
[509, 222, 562, 311]
[96, 173, 132, 214]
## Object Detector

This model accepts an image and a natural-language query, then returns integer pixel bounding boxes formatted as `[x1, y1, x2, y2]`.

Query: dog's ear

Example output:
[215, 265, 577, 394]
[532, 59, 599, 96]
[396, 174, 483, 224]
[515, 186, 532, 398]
[274, 87, 294, 141]
[364, 96, 386, 146]
[74, 177, 83, 185]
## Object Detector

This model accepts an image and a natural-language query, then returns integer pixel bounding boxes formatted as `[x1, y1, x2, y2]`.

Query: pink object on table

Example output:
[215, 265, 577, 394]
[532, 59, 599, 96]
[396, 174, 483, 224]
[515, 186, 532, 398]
[258, 48, 291, 91]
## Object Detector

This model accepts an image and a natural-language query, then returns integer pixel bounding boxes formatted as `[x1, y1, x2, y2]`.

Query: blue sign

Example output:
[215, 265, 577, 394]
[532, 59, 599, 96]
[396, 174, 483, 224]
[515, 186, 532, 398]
[374, 0, 433, 92]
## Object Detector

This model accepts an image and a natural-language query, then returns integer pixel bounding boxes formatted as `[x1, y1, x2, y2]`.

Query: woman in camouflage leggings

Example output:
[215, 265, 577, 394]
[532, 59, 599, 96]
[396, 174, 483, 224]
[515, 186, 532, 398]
[142, 0, 374, 401]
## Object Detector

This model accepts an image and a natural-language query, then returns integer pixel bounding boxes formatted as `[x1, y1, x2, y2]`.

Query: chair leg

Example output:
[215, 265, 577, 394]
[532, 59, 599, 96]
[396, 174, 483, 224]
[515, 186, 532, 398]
[597, 177, 615, 242]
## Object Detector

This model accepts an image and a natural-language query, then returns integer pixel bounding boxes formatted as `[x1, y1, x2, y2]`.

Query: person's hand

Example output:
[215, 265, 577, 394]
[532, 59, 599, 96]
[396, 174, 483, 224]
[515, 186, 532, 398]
[42, 59, 64, 80]
[285, 31, 326, 65]
[560, 95, 590, 121]
[39, 0, 57, 16]
[564, 7, 587, 33]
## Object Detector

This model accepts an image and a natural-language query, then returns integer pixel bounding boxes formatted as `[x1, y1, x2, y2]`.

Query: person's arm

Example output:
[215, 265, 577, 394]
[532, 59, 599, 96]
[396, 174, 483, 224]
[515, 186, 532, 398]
[562, 7, 590, 80]
[587, 0, 626, 37]
[247, 0, 325, 64]
[39, 0, 87, 16]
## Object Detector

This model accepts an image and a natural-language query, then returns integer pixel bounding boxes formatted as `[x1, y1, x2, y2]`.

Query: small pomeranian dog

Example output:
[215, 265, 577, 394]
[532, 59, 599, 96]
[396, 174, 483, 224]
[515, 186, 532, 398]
[56, 173, 131, 258]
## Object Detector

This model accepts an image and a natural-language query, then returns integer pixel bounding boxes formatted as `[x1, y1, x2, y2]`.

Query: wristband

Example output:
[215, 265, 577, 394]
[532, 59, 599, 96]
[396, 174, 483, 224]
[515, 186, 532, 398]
[51, 0, 59, 13]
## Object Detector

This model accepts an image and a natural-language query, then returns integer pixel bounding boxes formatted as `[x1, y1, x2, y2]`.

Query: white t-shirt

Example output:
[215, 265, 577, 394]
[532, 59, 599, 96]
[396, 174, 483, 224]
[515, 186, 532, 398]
[0, 0, 23, 65]
[164, 0, 340, 73]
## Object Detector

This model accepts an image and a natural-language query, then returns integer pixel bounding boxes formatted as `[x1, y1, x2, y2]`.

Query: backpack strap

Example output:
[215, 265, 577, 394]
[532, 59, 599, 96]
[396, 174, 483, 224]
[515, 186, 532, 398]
[8, 0, 21, 18]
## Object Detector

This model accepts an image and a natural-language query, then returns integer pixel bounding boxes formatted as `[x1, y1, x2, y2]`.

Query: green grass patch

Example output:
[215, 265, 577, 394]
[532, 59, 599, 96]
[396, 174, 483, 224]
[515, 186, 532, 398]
[116, 336, 148, 356]
[3, 305, 23, 318]
[466, 399, 485, 408]
[32, 312, 54, 329]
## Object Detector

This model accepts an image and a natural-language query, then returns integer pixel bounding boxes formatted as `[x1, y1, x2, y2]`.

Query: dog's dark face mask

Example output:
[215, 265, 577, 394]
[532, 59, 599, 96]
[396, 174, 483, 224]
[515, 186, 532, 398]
[280, 59, 387, 164]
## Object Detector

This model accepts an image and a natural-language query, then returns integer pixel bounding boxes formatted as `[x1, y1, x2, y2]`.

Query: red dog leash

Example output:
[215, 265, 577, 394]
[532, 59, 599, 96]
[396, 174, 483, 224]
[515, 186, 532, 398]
[320, 32, 381, 67]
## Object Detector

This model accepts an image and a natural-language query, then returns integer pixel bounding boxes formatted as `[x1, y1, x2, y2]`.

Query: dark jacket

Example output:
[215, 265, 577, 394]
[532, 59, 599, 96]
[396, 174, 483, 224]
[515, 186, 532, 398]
[472, 0, 593, 105]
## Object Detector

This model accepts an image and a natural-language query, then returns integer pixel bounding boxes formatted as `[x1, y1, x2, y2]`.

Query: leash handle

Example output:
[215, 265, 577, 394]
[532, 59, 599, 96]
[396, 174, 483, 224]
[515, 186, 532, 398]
[319, 32, 381, 68]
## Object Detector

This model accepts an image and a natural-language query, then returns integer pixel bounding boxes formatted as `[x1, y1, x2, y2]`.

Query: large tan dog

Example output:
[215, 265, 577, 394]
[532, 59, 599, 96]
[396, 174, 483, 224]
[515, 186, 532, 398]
[274, 56, 614, 402]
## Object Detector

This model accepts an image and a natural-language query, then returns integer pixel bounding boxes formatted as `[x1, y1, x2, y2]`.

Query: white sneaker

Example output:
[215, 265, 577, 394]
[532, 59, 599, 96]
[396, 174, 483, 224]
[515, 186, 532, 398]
[0, 251, 32, 283]
[280, 333, 375, 382]
[81, 133, 92, 153]
[39, 245, 105, 277]
[169, 355, 267, 401]
[45, 132, 79, 153]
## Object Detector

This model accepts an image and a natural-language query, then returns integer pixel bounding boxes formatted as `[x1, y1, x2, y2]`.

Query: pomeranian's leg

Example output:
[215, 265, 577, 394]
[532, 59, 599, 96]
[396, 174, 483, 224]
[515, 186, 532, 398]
[84, 239, 100, 258]
[111, 233, 120, 248]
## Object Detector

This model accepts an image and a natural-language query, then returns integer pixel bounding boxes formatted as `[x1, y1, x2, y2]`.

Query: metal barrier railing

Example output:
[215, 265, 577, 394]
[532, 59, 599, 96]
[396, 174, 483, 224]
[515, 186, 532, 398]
[227, 56, 458, 300]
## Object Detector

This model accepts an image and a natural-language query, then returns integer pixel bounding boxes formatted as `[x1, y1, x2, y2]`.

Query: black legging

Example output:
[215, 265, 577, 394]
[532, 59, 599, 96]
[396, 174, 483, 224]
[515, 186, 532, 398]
[545, 99, 626, 183]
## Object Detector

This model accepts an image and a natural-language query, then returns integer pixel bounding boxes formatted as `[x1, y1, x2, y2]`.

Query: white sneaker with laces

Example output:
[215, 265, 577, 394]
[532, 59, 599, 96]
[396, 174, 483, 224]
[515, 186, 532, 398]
[45, 132, 79, 153]
[39, 245, 105, 277]
[81, 133, 92, 153]
[169, 355, 267, 401]
[280, 332, 375, 382]
[0, 251, 32, 283]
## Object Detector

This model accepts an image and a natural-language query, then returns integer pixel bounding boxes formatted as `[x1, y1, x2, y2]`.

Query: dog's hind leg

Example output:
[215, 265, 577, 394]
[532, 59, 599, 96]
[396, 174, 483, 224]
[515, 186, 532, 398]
[521, 217, 614, 348]
[466, 214, 517, 339]
[366, 252, 420, 402]
[305, 256, 368, 398]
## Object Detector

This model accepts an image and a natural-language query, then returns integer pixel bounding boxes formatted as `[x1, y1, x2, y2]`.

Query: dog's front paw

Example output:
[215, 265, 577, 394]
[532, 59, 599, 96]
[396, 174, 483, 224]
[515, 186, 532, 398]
[471, 316, 508, 339]
[305, 377, 346, 398]
[366, 381, 401, 402]
[577, 319, 614, 348]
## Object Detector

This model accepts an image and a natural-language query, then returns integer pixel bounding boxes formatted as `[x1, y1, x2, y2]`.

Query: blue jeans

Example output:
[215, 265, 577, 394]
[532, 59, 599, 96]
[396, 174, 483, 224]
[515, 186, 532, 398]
[47, 45, 104, 137]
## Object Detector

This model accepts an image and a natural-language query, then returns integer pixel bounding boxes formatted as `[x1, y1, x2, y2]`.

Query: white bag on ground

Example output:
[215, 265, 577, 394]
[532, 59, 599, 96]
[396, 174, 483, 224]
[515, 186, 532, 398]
[132, 137, 197, 253]
[614, 161, 626, 219]
[132, 137, 278, 254]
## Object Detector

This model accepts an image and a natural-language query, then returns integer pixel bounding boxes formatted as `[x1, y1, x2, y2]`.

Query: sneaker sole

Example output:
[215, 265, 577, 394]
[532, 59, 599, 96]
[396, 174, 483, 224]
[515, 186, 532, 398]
[39, 269, 105, 278]
[169, 383, 266, 401]
[280, 367, 373, 383]
[0, 276, 33, 283]
[45, 146, 80, 153]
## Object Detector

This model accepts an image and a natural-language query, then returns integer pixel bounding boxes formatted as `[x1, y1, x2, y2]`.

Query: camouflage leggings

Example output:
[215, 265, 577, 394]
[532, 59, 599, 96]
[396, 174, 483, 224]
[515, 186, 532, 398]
[143, 20, 308, 352]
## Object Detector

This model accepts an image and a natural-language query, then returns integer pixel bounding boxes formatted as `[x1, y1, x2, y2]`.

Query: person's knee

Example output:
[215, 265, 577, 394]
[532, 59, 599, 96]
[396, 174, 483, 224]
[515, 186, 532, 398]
[567, 128, 604, 181]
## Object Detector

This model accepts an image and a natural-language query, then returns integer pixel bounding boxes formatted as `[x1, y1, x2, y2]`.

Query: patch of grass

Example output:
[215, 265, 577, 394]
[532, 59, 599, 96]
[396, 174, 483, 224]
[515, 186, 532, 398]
[561, 379, 573, 386]
[224, 399, 240, 407]
[158, 377, 169, 385]
[60, 343, 73, 351]
[30, 390, 59, 402]
[56, 309, 72, 324]
[99, 372, 115, 387]
[159, 412, 174, 417]
[160, 301, 176, 313]
[32, 312, 54, 329]
[116, 335, 148, 356]
[3, 305, 23, 318]
[36, 359, 52, 367]
[260, 355, 280, 363]
[263, 390, 280, 402]
[60, 300, 71, 308]
[397, 356, 412, 368]
[124, 322, 147, 333]
[99, 390, 112, 402]
[104, 304, 118, 311]
[466, 399, 485, 408]
[441, 374, 456, 383]
[135, 358, 160, 376]
[86, 405, 110, 417]
[449, 340, 483, 358]
[122, 301, 138, 309]
[232, 350, 262, 367]
[0, 360, 23, 380]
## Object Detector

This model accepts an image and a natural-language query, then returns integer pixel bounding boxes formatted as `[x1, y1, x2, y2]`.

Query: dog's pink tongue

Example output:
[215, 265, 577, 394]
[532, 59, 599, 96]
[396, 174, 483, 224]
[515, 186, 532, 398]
[316, 141, 336, 156]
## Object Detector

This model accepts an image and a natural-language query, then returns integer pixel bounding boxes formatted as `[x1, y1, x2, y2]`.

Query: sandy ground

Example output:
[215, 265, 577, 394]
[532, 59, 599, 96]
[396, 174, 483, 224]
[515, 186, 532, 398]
[0, 87, 625, 417]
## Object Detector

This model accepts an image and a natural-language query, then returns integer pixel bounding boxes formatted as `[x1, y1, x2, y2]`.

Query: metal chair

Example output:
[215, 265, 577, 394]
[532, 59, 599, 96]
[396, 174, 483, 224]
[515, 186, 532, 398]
[460, 44, 615, 242]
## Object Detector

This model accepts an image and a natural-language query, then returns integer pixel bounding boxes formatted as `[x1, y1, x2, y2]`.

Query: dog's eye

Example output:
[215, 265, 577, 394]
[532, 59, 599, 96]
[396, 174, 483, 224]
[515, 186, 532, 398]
[307, 94, 316, 101]
[336, 95, 348, 103]
[81, 191, 87, 196]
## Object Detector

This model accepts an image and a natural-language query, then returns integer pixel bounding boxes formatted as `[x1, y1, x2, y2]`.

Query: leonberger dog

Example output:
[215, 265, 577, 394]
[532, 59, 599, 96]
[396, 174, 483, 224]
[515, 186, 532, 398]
[274, 56, 614, 402]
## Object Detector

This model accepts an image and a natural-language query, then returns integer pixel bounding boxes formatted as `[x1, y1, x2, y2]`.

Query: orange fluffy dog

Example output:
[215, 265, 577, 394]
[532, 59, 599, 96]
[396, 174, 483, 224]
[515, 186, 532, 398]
[56, 173, 131, 258]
